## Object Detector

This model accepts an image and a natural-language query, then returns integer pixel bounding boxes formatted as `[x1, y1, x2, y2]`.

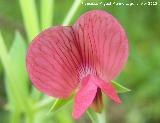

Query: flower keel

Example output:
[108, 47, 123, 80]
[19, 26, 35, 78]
[72, 75, 121, 119]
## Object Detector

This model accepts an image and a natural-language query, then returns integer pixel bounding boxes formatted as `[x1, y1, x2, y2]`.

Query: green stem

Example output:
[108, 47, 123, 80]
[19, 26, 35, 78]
[26, 112, 34, 123]
[40, 0, 54, 30]
[97, 110, 106, 123]
[62, 0, 82, 26]
[87, 109, 98, 123]
[25, 106, 34, 123]
[19, 0, 40, 41]
[97, 97, 109, 123]
[87, 97, 109, 123]
[34, 97, 54, 112]
[11, 111, 21, 123]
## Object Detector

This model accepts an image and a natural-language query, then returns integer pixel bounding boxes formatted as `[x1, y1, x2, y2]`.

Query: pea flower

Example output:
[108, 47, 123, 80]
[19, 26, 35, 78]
[26, 10, 128, 119]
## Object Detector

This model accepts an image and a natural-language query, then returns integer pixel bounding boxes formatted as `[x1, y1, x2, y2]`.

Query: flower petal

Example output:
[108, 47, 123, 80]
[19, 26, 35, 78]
[72, 75, 98, 119]
[72, 10, 128, 80]
[92, 76, 121, 103]
[26, 26, 81, 98]
[82, 75, 121, 103]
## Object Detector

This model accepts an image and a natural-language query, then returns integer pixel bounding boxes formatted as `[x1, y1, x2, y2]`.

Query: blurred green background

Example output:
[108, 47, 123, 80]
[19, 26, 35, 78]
[0, 0, 160, 123]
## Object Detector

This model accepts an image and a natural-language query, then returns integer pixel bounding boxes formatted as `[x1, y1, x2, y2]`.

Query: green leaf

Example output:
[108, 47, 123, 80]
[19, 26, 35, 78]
[9, 32, 29, 96]
[0, 32, 23, 110]
[87, 108, 98, 123]
[48, 97, 73, 114]
[0, 31, 30, 111]
[0, 32, 8, 67]
[111, 80, 131, 93]
[0, 32, 15, 108]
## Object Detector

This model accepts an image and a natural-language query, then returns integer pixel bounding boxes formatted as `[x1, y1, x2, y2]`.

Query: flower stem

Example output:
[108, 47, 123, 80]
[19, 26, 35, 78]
[26, 113, 33, 123]
[11, 111, 21, 123]
[97, 97, 109, 123]
[25, 109, 34, 123]
[97, 110, 106, 123]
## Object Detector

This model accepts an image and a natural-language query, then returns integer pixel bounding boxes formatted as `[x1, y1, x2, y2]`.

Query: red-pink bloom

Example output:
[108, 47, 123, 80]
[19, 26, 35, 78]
[26, 10, 128, 119]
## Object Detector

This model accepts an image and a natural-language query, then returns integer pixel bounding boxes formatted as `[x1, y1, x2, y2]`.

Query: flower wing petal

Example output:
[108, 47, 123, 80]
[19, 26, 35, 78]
[26, 26, 81, 98]
[93, 76, 121, 104]
[72, 10, 128, 80]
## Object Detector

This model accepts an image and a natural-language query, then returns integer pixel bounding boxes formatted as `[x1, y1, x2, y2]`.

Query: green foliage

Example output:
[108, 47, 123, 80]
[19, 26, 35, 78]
[111, 80, 131, 93]
[48, 98, 73, 114]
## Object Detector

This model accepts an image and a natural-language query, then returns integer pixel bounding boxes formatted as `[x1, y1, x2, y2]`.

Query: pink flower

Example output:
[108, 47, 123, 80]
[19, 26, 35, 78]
[26, 10, 128, 119]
